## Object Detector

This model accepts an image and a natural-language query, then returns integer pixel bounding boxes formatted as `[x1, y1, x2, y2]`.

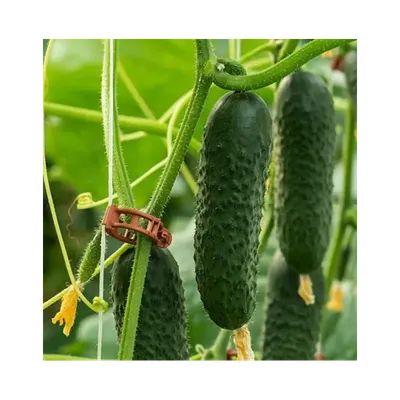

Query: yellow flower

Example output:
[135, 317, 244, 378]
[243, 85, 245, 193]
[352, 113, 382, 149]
[298, 274, 315, 305]
[326, 282, 344, 312]
[322, 50, 334, 58]
[52, 282, 81, 336]
[233, 325, 254, 361]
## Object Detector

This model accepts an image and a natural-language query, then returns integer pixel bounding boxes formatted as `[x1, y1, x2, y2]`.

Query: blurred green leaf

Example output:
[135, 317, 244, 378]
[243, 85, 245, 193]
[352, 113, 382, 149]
[321, 281, 357, 360]
[75, 311, 118, 360]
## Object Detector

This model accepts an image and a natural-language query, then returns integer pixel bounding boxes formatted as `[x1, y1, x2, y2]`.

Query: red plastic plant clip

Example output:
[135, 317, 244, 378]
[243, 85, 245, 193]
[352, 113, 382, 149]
[101, 205, 172, 248]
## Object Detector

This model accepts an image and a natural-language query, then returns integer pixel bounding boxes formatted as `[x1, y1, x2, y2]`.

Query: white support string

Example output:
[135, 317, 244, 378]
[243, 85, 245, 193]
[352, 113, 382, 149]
[97, 39, 115, 361]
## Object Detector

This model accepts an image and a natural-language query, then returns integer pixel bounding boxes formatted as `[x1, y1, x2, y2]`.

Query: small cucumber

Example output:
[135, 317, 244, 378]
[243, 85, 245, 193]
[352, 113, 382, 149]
[111, 246, 189, 360]
[194, 91, 272, 330]
[274, 70, 335, 274]
[261, 250, 324, 360]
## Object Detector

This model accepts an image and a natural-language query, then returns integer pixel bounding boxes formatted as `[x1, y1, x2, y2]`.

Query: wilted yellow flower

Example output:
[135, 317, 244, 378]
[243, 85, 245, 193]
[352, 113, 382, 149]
[326, 282, 344, 312]
[52, 282, 81, 336]
[322, 50, 334, 58]
[233, 325, 254, 361]
[298, 274, 315, 305]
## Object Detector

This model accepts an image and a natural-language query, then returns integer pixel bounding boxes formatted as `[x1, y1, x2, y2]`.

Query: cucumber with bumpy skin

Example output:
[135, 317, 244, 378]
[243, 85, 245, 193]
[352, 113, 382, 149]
[111, 246, 189, 360]
[261, 250, 324, 360]
[274, 70, 335, 275]
[194, 91, 272, 330]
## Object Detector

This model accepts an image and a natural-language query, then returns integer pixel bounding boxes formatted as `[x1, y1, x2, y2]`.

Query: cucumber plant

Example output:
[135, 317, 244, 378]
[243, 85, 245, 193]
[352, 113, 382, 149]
[43, 39, 357, 361]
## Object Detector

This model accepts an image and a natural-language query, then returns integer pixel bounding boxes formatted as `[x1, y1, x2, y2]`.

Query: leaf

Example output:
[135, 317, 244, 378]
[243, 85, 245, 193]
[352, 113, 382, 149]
[321, 280, 357, 360]
[75, 311, 119, 360]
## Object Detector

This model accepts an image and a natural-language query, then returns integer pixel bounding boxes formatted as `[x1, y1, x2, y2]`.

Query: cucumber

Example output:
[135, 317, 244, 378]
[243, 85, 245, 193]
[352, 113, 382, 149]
[111, 246, 189, 360]
[274, 70, 335, 274]
[343, 49, 357, 113]
[261, 250, 324, 360]
[194, 91, 272, 330]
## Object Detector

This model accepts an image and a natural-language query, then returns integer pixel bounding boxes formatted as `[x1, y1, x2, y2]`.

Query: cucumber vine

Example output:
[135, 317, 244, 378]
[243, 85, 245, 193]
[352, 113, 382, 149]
[43, 38, 356, 361]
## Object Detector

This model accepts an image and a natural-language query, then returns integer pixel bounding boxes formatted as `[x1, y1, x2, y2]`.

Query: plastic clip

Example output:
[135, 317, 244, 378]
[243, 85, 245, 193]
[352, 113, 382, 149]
[101, 205, 172, 248]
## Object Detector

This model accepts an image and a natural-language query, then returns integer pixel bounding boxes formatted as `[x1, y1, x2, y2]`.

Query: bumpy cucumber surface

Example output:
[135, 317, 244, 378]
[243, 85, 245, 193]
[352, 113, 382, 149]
[111, 246, 189, 360]
[194, 91, 272, 330]
[261, 250, 324, 360]
[274, 70, 335, 274]
[344, 49, 357, 113]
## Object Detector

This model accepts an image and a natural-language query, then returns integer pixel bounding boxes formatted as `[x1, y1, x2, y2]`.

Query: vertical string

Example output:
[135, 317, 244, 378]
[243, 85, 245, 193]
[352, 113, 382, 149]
[97, 39, 115, 361]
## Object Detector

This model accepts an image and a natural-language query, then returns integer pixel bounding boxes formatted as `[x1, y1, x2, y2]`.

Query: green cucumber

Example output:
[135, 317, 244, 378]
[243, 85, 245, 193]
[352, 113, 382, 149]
[261, 250, 324, 360]
[343, 49, 357, 113]
[111, 246, 189, 360]
[274, 70, 335, 274]
[194, 91, 272, 330]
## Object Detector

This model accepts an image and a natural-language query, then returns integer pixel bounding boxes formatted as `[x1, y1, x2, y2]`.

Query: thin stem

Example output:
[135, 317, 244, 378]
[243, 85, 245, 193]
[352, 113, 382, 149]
[101, 39, 135, 209]
[159, 90, 193, 123]
[43, 42, 98, 314]
[240, 41, 280, 63]
[43, 242, 132, 310]
[147, 76, 212, 217]
[275, 39, 301, 87]
[43, 287, 68, 310]
[213, 39, 355, 91]
[120, 131, 147, 141]
[117, 61, 155, 119]
[235, 39, 241, 61]
[243, 57, 274, 71]
[278, 39, 300, 61]
[43, 101, 201, 155]
[258, 209, 274, 254]
[190, 353, 202, 361]
[229, 39, 236, 59]
[76, 158, 168, 210]
[212, 329, 232, 360]
[325, 101, 356, 297]
[117, 39, 214, 361]
[44, 101, 175, 139]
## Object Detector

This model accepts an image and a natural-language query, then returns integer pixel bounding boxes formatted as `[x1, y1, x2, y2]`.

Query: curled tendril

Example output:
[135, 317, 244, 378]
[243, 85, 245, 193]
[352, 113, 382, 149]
[92, 297, 109, 313]
[76, 192, 94, 209]
[195, 344, 206, 354]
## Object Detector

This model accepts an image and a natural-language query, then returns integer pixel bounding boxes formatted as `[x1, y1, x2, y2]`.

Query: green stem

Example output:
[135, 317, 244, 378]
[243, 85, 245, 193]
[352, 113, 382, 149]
[212, 329, 232, 360]
[102, 39, 135, 208]
[278, 39, 300, 61]
[117, 39, 214, 361]
[240, 41, 279, 63]
[43, 242, 132, 310]
[43, 42, 98, 314]
[229, 39, 236, 59]
[43, 101, 201, 155]
[258, 209, 274, 254]
[212, 39, 355, 91]
[117, 61, 155, 119]
[147, 78, 211, 217]
[325, 101, 356, 297]
[76, 159, 168, 210]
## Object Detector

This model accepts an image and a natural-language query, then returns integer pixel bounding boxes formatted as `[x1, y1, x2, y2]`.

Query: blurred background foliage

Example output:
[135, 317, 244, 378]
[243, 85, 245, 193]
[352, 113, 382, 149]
[43, 39, 357, 360]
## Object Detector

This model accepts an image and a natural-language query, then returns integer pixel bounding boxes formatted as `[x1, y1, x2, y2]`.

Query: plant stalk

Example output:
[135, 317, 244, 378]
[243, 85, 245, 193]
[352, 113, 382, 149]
[212, 39, 355, 91]
[325, 101, 356, 297]
[117, 39, 214, 360]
